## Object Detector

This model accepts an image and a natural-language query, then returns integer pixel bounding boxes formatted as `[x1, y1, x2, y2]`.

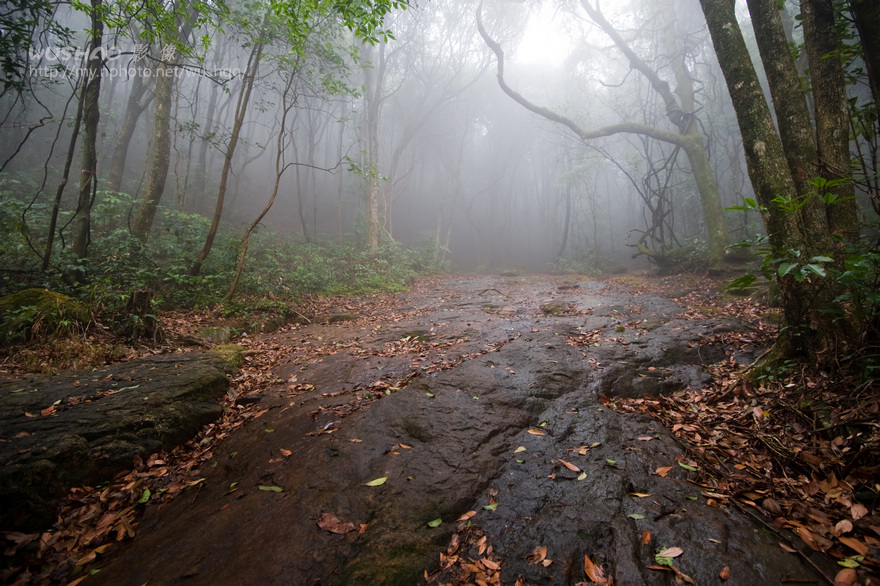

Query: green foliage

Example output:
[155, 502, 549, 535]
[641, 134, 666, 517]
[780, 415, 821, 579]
[0, 190, 446, 320]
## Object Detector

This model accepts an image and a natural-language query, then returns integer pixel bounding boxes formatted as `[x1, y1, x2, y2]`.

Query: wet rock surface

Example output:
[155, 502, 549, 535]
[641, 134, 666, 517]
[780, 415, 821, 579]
[0, 347, 241, 531]
[90, 276, 827, 585]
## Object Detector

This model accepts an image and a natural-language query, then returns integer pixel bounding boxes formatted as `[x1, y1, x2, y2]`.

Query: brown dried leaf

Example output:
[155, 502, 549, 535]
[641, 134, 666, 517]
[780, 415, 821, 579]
[833, 519, 853, 536]
[526, 545, 547, 564]
[317, 513, 356, 534]
[558, 459, 581, 472]
[838, 536, 868, 556]
[482, 558, 500, 571]
[280, 448, 292, 457]
[797, 527, 820, 551]
[719, 565, 730, 580]
[584, 555, 608, 584]
[655, 466, 672, 477]
[458, 510, 477, 522]
[834, 568, 858, 586]
[851, 503, 868, 521]
[657, 546, 683, 558]
[641, 530, 651, 545]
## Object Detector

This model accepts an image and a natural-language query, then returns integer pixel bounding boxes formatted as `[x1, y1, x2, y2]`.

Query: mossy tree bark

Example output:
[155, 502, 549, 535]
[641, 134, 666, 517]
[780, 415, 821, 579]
[699, 0, 860, 366]
[70, 0, 103, 278]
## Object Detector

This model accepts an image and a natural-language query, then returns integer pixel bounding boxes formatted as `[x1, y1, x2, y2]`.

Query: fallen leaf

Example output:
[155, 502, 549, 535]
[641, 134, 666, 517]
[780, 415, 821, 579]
[834, 568, 858, 586]
[677, 462, 697, 471]
[482, 558, 500, 571]
[577, 472, 587, 481]
[427, 518, 442, 528]
[364, 477, 387, 486]
[399, 443, 412, 449]
[719, 566, 730, 580]
[483, 503, 498, 511]
[630, 492, 652, 498]
[514, 446, 527, 453]
[317, 513, 356, 534]
[458, 510, 477, 521]
[637, 436, 654, 441]
[559, 459, 581, 472]
[349, 439, 363, 443]
[526, 545, 547, 564]
[527, 428, 546, 435]
[628, 514, 645, 520]
[851, 503, 868, 520]
[584, 554, 608, 584]
[258, 485, 283, 492]
[641, 531, 651, 545]
[658, 547, 683, 558]
[838, 536, 868, 556]
[778, 541, 797, 553]
[797, 527, 820, 551]
[834, 520, 853, 535]
[655, 466, 672, 477]
[280, 448, 292, 457]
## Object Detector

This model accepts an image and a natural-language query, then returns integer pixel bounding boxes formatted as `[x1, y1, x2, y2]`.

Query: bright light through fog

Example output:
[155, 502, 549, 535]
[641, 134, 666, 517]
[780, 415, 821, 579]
[514, 3, 573, 66]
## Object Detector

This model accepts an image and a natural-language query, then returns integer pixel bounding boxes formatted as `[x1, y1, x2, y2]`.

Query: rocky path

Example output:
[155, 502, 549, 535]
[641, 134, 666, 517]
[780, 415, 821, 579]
[89, 275, 829, 585]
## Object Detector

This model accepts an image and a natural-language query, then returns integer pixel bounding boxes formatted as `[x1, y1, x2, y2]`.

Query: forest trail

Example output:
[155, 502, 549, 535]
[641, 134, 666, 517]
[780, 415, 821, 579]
[89, 275, 830, 585]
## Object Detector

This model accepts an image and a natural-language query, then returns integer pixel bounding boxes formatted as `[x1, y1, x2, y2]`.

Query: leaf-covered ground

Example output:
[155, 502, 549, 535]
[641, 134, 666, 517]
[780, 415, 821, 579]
[1, 273, 877, 585]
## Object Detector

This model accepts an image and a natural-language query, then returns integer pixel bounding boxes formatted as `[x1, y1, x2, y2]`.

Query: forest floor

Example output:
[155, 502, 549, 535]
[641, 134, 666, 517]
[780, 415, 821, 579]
[2, 272, 879, 585]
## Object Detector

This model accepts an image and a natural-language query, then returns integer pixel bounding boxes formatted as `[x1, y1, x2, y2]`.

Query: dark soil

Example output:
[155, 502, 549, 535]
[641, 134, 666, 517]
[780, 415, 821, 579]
[79, 275, 832, 585]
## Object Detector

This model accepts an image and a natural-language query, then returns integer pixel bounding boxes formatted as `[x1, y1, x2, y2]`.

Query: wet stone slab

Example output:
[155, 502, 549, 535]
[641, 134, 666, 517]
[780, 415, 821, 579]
[88, 276, 830, 585]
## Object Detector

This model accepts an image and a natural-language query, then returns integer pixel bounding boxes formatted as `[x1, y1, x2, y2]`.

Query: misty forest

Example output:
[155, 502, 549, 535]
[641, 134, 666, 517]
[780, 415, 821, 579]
[1, 0, 880, 584]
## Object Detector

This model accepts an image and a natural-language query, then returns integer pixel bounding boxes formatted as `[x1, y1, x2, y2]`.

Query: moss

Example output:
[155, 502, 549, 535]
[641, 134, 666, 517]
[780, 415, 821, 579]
[540, 303, 566, 315]
[340, 542, 432, 586]
[209, 344, 245, 370]
[0, 289, 89, 344]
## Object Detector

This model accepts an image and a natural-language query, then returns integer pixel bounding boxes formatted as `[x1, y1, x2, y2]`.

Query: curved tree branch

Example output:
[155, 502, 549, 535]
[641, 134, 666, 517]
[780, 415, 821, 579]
[474, 1, 688, 148]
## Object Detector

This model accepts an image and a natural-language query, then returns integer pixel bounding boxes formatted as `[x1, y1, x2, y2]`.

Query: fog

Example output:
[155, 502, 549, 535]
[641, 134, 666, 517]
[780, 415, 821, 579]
[1, 0, 871, 276]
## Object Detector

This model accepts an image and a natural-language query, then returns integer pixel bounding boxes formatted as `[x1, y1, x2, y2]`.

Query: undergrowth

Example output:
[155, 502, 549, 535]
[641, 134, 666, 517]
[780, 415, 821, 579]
[0, 190, 447, 336]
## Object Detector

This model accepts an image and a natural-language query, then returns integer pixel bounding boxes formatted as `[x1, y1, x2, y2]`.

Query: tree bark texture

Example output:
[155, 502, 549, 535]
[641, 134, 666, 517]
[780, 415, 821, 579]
[71, 0, 103, 272]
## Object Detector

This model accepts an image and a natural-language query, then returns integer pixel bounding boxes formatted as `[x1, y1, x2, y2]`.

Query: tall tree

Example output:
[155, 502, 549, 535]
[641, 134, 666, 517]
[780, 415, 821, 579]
[70, 0, 104, 275]
[131, 4, 199, 239]
[476, 0, 731, 269]
[698, 0, 861, 365]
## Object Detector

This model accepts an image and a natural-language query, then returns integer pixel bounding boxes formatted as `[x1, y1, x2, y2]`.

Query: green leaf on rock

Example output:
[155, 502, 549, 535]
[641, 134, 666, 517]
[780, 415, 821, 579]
[258, 485, 283, 492]
[427, 518, 442, 528]
[365, 477, 387, 486]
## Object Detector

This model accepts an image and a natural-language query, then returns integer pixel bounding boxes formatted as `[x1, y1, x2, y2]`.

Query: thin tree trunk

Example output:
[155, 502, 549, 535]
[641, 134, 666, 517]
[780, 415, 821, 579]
[43, 75, 85, 271]
[191, 40, 263, 276]
[131, 6, 197, 239]
[107, 68, 153, 192]
[225, 71, 297, 303]
[71, 0, 103, 275]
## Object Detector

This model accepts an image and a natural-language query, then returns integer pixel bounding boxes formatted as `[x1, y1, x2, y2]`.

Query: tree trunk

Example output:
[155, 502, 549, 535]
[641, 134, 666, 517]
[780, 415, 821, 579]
[225, 69, 298, 303]
[191, 40, 263, 276]
[801, 0, 860, 243]
[698, 0, 856, 365]
[849, 0, 880, 107]
[70, 0, 103, 276]
[361, 42, 385, 251]
[131, 6, 197, 239]
[43, 75, 85, 271]
[107, 71, 153, 193]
